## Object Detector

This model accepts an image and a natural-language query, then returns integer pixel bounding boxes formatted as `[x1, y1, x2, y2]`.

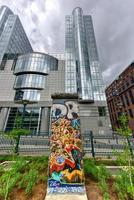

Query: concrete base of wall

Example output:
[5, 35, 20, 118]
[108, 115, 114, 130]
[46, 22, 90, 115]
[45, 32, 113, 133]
[45, 194, 88, 200]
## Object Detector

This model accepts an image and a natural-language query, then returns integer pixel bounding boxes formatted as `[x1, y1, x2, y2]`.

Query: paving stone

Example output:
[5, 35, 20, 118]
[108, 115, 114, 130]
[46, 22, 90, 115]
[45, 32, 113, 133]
[45, 193, 88, 200]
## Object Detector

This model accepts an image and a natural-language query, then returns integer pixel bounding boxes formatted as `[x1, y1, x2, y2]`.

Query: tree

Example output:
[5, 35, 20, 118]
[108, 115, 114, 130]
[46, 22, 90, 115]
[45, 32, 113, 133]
[115, 113, 134, 199]
[6, 116, 31, 155]
[117, 113, 133, 157]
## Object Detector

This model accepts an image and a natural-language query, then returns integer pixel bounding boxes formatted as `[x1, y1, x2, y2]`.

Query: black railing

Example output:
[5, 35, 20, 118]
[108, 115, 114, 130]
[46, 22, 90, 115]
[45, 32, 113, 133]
[0, 131, 133, 157]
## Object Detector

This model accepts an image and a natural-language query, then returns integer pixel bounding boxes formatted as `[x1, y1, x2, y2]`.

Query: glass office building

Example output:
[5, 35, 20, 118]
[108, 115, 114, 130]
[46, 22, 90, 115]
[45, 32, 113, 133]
[7, 52, 58, 132]
[0, 6, 111, 135]
[0, 6, 33, 69]
[65, 7, 105, 101]
[0, 6, 13, 37]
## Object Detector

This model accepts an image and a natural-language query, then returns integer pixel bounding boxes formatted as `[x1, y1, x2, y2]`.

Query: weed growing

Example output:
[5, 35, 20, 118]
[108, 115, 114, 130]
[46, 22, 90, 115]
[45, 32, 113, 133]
[0, 156, 48, 200]
[114, 113, 134, 200]
[84, 158, 111, 200]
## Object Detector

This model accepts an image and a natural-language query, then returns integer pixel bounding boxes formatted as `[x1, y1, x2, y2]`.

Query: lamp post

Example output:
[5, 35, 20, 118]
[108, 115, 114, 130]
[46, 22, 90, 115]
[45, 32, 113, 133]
[14, 99, 30, 155]
[21, 99, 30, 129]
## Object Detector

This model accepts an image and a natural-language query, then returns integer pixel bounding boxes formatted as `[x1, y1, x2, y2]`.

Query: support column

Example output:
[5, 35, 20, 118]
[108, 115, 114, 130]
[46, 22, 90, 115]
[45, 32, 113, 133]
[40, 107, 50, 134]
[0, 107, 9, 131]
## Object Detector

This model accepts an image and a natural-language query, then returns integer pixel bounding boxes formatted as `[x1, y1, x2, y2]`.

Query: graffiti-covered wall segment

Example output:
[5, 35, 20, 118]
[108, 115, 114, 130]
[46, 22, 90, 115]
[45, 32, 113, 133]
[48, 100, 85, 194]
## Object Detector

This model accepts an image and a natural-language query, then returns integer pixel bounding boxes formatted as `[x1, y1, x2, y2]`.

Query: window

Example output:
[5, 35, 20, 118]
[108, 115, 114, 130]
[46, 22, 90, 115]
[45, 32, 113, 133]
[121, 95, 125, 107]
[129, 109, 133, 118]
[128, 90, 134, 104]
[98, 107, 106, 117]
[125, 94, 130, 106]
[130, 76, 134, 84]
[6, 107, 40, 132]
[122, 85, 125, 90]
[126, 81, 129, 87]
[98, 120, 103, 127]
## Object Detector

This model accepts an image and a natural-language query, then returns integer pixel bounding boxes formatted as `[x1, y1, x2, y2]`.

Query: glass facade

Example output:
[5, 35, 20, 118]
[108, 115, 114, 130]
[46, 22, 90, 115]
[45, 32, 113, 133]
[14, 52, 58, 102]
[0, 6, 33, 68]
[0, 6, 13, 37]
[65, 7, 105, 101]
[14, 53, 58, 75]
[6, 107, 40, 132]
[14, 74, 45, 89]
[14, 90, 41, 102]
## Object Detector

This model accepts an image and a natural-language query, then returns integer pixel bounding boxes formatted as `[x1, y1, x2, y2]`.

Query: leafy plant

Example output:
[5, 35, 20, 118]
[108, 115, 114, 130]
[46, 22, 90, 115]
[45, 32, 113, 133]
[116, 113, 133, 156]
[6, 116, 31, 155]
[114, 169, 134, 200]
[18, 169, 38, 195]
[0, 159, 24, 200]
[97, 165, 110, 180]
[83, 159, 98, 179]
[0, 155, 48, 199]
[11, 157, 27, 173]
[115, 113, 134, 200]
[0, 172, 21, 200]
[97, 165, 110, 200]
[84, 158, 111, 200]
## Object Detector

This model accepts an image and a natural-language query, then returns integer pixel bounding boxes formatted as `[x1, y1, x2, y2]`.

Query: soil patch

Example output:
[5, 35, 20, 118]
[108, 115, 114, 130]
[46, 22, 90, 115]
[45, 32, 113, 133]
[108, 178, 118, 200]
[85, 178, 103, 200]
[85, 176, 119, 200]
[0, 176, 119, 200]
[9, 182, 47, 200]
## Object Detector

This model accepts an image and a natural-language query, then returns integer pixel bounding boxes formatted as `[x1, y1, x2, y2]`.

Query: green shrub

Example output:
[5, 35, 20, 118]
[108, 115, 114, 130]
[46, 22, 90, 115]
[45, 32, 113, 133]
[0, 156, 48, 199]
[83, 158, 98, 179]
[18, 169, 38, 195]
[0, 170, 21, 200]
[84, 158, 111, 200]
[114, 169, 134, 200]
[115, 114, 134, 200]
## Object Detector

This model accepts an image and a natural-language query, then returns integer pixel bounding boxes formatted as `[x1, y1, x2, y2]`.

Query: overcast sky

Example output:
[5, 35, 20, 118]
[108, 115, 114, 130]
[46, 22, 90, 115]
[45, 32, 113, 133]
[0, 0, 134, 86]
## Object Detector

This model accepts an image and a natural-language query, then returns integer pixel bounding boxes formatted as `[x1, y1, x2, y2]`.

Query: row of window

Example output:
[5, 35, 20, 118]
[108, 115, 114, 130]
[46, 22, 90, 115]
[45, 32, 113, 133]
[15, 74, 45, 89]
[15, 54, 58, 73]
[110, 92, 133, 113]
[15, 90, 41, 102]
[6, 107, 40, 132]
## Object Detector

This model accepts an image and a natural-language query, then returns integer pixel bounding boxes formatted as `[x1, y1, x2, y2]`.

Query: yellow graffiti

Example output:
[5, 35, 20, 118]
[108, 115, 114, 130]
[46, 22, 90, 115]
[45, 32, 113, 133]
[62, 169, 84, 183]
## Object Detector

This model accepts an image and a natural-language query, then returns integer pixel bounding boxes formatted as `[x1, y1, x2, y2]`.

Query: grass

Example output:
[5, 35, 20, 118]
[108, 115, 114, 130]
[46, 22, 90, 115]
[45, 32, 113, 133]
[0, 155, 133, 200]
[0, 155, 48, 200]
[83, 158, 111, 200]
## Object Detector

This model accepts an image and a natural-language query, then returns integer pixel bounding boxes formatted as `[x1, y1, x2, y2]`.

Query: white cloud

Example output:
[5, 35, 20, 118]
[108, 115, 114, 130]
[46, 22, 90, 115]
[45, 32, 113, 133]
[0, 0, 134, 85]
[45, 0, 60, 13]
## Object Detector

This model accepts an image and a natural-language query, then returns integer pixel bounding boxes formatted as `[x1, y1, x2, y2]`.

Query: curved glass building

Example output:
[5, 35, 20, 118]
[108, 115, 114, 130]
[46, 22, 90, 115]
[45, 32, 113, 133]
[14, 52, 58, 102]
[65, 7, 105, 101]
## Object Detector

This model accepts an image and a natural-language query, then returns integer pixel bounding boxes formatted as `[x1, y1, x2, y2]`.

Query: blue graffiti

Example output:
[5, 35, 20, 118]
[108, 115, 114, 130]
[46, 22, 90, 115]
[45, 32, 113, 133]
[48, 186, 86, 194]
[51, 172, 63, 182]
[71, 119, 80, 129]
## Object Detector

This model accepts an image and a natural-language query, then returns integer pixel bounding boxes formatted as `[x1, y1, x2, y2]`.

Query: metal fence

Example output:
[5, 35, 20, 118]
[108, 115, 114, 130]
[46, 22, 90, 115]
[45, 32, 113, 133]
[0, 131, 133, 157]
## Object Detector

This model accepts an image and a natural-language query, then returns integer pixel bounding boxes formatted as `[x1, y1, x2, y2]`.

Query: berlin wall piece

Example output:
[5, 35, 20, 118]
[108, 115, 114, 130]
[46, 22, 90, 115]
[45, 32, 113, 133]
[47, 99, 85, 194]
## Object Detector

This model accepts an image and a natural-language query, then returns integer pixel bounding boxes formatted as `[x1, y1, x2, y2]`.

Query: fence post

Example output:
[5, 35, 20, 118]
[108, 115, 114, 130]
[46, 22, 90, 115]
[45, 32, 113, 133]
[90, 131, 95, 158]
[127, 137, 133, 157]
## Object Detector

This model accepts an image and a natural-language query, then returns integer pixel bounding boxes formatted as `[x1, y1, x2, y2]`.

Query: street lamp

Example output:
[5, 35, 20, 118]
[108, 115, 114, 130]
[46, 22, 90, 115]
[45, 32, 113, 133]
[21, 99, 30, 129]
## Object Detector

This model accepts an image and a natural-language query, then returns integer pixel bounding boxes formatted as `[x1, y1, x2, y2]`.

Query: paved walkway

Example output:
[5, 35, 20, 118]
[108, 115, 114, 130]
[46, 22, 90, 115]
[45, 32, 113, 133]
[45, 194, 88, 200]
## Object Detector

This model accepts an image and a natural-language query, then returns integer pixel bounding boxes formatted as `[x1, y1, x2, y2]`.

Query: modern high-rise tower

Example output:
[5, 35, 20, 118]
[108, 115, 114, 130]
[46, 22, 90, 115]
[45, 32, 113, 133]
[0, 5, 33, 69]
[65, 7, 105, 101]
[0, 5, 111, 135]
[0, 5, 13, 37]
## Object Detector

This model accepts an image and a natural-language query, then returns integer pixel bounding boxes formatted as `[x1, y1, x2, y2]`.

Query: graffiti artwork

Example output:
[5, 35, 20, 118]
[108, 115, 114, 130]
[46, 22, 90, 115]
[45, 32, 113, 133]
[48, 100, 85, 194]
